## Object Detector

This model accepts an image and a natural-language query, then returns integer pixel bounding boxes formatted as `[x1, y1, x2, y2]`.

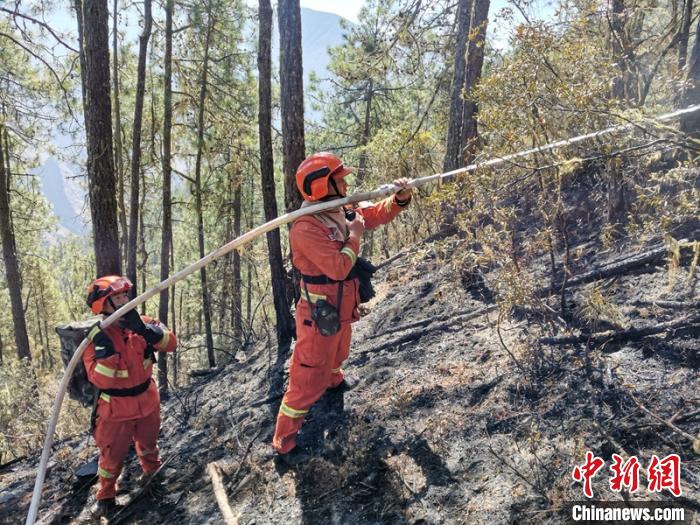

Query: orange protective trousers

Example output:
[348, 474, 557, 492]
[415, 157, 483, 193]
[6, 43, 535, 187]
[94, 409, 161, 500]
[272, 303, 352, 454]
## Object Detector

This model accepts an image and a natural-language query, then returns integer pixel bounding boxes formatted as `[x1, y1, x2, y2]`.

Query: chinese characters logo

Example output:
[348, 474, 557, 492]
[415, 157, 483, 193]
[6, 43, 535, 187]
[572, 452, 682, 498]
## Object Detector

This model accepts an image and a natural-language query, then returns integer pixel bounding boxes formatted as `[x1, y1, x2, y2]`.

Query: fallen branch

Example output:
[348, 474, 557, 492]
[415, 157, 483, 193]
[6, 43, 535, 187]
[538, 314, 699, 345]
[364, 310, 487, 354]
[207, 462, 239, 525]
[631, 300, 700, 310]
[630, 396, 697, 445]
[368, 306, 494, 339]
[543, 244, 669, 294]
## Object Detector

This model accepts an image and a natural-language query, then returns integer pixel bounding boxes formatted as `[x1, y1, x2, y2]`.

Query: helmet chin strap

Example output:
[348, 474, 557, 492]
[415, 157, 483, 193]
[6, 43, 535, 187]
[106, 296, 117, 314]
[322, 177, 346, 201]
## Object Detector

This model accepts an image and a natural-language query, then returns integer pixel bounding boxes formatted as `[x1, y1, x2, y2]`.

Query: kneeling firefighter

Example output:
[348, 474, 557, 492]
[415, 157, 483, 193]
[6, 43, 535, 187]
[83, 275, 177, 516]
[272, 152, 412, 464]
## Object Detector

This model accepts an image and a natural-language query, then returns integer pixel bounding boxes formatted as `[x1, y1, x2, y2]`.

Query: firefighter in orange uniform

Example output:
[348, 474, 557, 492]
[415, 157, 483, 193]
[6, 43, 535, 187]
[272, 152, 412, 464]
[83, 275, 177, 517]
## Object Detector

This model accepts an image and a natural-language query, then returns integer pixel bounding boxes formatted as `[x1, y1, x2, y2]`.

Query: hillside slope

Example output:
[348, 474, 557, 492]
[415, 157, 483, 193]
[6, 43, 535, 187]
[1, 213, 698, 525]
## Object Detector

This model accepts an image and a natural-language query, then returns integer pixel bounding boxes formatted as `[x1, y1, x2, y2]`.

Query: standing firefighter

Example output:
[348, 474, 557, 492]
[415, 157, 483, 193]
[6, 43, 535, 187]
[272, 152, 412, 464]
[83, 275, 177, 517]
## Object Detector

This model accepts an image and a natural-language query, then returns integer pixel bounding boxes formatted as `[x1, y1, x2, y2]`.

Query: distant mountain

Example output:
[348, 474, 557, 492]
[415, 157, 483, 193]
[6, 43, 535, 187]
[39, 7, 349, 237]
[298, 8, 350, 85]
[35, 157, 87, 235]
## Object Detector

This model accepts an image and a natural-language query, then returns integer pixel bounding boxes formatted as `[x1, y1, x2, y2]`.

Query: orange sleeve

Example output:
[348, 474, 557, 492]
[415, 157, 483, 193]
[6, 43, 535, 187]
[292, 219, 360, 280]
[358, 194, 410, 230]
[82, 341, 123, 390]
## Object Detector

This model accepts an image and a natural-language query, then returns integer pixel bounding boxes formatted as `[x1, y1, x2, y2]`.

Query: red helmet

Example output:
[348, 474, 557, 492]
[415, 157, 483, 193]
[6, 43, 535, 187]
[295, 152, 352, 202]
[86, 275, 132, 314]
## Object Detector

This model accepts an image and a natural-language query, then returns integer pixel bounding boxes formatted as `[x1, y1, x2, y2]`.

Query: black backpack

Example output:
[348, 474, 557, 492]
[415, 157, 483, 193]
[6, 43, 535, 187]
[55, 317, 102, 407]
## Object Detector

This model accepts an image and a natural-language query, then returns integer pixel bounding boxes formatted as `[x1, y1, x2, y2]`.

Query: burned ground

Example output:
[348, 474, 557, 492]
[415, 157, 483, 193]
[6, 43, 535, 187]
[1, 217, 698, 525]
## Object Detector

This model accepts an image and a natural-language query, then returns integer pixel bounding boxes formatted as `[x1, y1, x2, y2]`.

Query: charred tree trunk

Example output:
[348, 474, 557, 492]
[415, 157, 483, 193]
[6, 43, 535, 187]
[607, 0, 630, 230]
[74, 0, 88, 116]
[112, 0, 127, 262]
[610, 0, 627, 100]
[357, 79, 374, 183]
[83, 0, 121, 276]
[232, 180, 243, 350]
[195, 10, 216, 367]
[680, 16, 700, 138]
[278, 0, 305, 212]
[443, 0, 473, 172]
[126, 0, 152, 297]
[461, 0, 489, 164]
[678, 0, 693, 73]
[157, 0, 174, 395]
[259, 0, 294, 348]
[0, 127, 31, 361]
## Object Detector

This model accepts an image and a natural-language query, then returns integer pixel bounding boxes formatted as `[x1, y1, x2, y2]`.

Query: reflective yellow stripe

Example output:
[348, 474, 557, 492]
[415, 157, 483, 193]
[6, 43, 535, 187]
[98, 467, 115, 479]
[331, 367, 342, 374]
[88, 325, 101, 340]
[95, 363, 116, 378]
[143, 358, 152, 369]
[300, 288, 327, 304]
[155, 329, 170, 350]
[340, 246, 357, 265]
[115, 369, 129, 378]
[279, 401, 308, 419]
[100, 392, 111, 403]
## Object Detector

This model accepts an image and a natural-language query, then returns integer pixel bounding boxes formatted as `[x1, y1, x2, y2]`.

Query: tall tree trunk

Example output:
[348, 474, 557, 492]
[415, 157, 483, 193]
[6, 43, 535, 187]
[258, 0, 293, 348]
[127, 0, 152, 296]
[83, 0, 121, 276]
[278, 0, 305, 212]
[357, 79, 373, 184]
[113, 0, 127, 262]
[232, 180, 242, 349]
[158, 0, 173, 395]
[195, 10, 216, 368]
[461, 0, 490, 164]
[608, 0, 629, 228]
[138, 171, 147, 313]
[74, 0, 88, 116]
[678, 0, 694, 73]
[34, 293, 46, 369]
[0, 126, 31, 361]
[681, 16, 700, 137]
[443, 0, 472, 172]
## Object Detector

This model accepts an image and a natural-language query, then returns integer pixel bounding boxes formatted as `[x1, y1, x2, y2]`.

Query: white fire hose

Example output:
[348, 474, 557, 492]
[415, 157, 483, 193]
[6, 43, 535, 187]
[26, 104, 700, 524]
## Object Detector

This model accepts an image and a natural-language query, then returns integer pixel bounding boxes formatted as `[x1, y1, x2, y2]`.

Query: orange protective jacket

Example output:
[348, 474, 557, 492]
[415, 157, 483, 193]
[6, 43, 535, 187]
[291, 195, 409, 322]
[83, 316, 177, 422]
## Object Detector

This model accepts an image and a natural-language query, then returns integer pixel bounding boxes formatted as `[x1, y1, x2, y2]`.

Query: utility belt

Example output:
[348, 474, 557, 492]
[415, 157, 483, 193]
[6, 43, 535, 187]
[299, 257, 379, 337]
[300, 256, 378, 302]
[101, 378, 152, 397]
[90, 378, 152, 432]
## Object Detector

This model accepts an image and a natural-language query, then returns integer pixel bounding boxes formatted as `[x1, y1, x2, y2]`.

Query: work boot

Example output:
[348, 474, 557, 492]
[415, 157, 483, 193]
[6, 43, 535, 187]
[138, 469, 165, 498]
[94, 498, 121, 519]
[275, 446, 312, 467]
[327, 376, 359, 393]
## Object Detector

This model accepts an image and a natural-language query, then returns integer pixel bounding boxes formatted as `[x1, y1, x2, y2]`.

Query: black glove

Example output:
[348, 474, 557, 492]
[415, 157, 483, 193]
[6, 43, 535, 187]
[119, 308, 147, 335]
[348, 257, 378, 303]
[143, 324, 164, 345]
[87, 323, 116, 359]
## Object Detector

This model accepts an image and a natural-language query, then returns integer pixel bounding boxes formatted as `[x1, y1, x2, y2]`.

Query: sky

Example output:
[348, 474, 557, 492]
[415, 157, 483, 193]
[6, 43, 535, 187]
[299, 0, 365, 23]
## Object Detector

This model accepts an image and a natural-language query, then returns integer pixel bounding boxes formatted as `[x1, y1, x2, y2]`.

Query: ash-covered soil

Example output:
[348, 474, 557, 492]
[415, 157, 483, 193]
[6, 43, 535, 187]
[1, 227, 698, 525]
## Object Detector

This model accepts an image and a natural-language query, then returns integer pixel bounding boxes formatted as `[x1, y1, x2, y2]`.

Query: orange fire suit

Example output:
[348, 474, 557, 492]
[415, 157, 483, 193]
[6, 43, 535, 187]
[272, 194, 410, 454]
[83, 316, 176, 500]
